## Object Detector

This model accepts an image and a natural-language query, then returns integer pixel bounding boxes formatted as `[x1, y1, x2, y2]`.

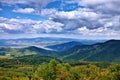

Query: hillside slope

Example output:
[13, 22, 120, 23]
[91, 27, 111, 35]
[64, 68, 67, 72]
[0, 54, 57, 67]
[46, 41, 83, 52]
[0, 46, 56, 58]
[59, 40, 120, 63]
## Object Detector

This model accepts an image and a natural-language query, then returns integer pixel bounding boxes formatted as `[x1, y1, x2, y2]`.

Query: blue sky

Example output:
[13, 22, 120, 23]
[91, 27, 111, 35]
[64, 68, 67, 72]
[0, 0, 120, 39]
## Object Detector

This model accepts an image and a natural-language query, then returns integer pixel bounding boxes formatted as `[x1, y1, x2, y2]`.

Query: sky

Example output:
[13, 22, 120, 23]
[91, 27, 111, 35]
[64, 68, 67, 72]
[0, 0, 120, 39]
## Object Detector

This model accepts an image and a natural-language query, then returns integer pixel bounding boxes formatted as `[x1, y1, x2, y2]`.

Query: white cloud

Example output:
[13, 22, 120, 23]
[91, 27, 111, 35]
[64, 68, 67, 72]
[41, 6, 120, 33]
[80, 0, 113, 5]
[0, 17, 63, 34]
[0, 8, 2, 11]
[13, 8, 35, 14]
[41, 8, 99, 20]
[80, 0, 120, 15]
[31, 20, 63, 33]
[41, 8, 101, 30]
[77, 26, 119, 37]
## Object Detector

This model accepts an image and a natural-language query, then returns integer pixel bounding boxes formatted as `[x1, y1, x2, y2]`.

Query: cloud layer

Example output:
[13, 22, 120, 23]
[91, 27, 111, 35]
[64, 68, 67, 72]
[0, 0, 120, 39]
[0, 17, 64, 34]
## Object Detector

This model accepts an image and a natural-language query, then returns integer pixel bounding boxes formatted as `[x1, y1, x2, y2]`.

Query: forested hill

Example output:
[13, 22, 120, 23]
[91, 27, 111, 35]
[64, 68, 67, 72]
[58, 40, 120, 63]
[46, 41, 83, 52]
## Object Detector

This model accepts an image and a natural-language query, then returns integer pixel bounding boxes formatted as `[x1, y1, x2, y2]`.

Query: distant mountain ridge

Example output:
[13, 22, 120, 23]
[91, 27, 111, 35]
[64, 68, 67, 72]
[0, 37, 79, 47]
[46, 41, 83, 52]
[0, 37, 106, 47]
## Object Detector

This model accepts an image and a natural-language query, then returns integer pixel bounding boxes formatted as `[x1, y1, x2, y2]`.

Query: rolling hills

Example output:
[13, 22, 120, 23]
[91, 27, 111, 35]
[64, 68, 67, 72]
[0, 55, 57, 67]
[0, 39, 120, 63]
[0, 46, 56, 58]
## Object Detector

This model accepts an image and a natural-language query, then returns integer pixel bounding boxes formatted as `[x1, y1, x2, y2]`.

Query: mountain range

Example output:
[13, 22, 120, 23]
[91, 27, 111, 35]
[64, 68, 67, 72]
[59, 40, 120, 63]
[0, 37, 105, 47]
[0, 39, 120, 63]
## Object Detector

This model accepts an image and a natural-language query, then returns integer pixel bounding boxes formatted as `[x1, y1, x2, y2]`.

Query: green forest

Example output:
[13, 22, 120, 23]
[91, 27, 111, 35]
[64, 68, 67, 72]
[0, 57, 120, 80]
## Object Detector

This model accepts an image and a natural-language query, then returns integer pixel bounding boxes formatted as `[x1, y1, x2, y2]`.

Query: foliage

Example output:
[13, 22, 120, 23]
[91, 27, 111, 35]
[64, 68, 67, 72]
[34, 59, 120, 80]
[0, 55, 56, 67]
[0, 59, 120, 80]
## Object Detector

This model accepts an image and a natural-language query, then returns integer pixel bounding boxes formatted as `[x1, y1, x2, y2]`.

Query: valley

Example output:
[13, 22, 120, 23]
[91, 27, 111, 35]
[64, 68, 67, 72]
[0, 38, 120, 80]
